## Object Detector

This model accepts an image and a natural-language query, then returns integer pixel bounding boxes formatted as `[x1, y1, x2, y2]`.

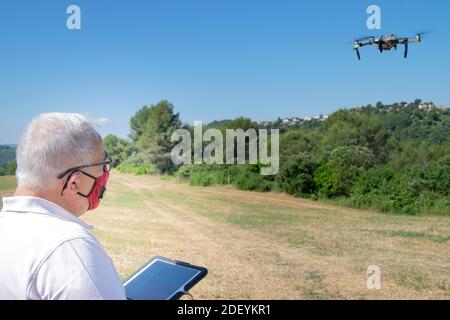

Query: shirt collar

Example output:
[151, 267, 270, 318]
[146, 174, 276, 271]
[1, 196, 94, 230]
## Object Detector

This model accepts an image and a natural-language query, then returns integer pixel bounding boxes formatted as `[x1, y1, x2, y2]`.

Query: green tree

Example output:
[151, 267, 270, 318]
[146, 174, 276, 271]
[327, 146, 374, 196]
[4, 162, 17, 176]
[323, 110, 391, 164]
[103, 134, 135, 167]
[280, 130, 321, 161]
[129, 106, 151, 142]
[137, 100, 181, 174]
[0, 145, 16, 168]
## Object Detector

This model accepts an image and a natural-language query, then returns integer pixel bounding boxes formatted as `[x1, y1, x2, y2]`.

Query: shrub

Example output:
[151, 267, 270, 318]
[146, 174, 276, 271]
[277, 156, 318, 197]
[178, 165, 234, 187]
[351, 166, 394, 196]
[179, 164, 273, 191]
[190, 170, 228, 187]
[233, 165, 272, 192]
[327, 146, 374, 196]
[116, 155, 156, 175]
[349, 164, 450, 215]
[175, 165, 194, 180]
[313, 163, 338, 198]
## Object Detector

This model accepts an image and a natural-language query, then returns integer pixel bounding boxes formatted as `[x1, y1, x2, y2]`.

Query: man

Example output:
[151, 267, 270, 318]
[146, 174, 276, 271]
[0, 113, 126, 300]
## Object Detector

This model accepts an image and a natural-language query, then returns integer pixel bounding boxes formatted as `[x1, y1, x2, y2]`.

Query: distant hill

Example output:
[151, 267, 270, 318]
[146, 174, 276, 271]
[2, 144, 17, 149]
[0, 145, 16, 168]
[257, 101, 449, 133]
[169, 99, 449, 215]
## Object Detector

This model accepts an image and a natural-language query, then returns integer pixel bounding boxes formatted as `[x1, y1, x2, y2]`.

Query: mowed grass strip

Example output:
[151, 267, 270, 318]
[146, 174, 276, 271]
[374, 230, 450, 244]
[0, 176, 16, 209]
[105, 173, 450, 298]
[0, 176, 16, 191]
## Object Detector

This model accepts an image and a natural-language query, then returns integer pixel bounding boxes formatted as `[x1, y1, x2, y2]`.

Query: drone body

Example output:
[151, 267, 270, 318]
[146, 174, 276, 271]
[353, 33, 423, 60]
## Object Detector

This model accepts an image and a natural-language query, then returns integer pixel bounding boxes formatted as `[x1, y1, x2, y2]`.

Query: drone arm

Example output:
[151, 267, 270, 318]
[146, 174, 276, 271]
[399, 37, 420, 44]
[355, 47, 361, 60]
[358, 41, 372, 47]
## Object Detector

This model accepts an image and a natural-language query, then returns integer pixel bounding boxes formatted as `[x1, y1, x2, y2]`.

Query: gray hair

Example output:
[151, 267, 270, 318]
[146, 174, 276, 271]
[16, 113, 102, 190]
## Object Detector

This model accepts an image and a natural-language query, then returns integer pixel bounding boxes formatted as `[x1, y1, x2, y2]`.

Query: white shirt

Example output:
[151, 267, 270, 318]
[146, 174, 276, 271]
[0, 196, 126, 300]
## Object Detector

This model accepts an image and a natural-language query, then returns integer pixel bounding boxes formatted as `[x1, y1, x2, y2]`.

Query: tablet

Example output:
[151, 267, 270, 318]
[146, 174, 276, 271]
[123, 256, 208, 300]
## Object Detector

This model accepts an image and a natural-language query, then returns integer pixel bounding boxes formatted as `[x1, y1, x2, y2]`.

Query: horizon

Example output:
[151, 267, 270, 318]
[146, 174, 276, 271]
[1, 0, 449, 144]
[1, 98, 447, 145]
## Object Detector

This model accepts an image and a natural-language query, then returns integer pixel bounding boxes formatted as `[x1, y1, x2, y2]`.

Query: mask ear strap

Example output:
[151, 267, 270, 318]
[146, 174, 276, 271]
[60, 171, 81, 196]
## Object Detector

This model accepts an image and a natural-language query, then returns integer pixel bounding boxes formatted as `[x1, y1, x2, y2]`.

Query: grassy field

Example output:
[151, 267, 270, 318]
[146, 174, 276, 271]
[0, 176, 16, 198]
[1, 173, 449, 299]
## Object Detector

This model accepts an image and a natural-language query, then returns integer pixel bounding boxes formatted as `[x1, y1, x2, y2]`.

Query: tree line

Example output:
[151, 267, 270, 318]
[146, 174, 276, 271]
[0, 146, 17, 176]
[102, 99, 449, 215]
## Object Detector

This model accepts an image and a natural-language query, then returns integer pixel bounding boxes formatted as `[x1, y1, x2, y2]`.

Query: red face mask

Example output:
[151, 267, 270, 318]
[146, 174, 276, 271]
[77, 170, 110, 210]
[58, 153, 113, 211]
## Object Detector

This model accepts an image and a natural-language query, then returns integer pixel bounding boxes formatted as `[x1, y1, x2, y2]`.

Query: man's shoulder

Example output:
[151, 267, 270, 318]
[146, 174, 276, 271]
[0, 211, 103, 300]
[0, 210, 99, 262]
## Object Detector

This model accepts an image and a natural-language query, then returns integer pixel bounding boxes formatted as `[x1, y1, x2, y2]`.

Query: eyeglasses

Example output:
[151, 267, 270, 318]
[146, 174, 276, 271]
[57, 152, 113, 179]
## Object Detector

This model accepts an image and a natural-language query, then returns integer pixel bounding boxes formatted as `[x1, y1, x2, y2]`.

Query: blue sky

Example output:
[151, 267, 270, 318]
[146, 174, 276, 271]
[1, 0, 449, 143]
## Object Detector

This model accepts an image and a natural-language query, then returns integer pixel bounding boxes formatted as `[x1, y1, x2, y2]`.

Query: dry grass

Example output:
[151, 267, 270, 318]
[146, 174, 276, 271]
[1, 173, 449, 299]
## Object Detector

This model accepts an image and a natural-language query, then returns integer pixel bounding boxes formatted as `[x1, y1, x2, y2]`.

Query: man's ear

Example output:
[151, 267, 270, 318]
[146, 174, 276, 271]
[67, 171, 82, 193]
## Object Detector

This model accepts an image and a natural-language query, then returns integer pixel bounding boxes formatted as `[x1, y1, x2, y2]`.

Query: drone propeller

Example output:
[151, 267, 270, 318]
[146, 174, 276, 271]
[413, 30, 433, 42]
[413, 30, 433, 36]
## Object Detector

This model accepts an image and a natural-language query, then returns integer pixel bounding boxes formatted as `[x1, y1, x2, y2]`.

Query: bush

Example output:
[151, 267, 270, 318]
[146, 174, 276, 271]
[233, 165, 272, 192]
[388, 167, 449, 215]
[277, 156, 318, 197]
[425, 195, 450, 215]
[421, 161, 450, 196]
[327, 146, 374, 196]
[177, 165, 234, 187]
[351, 166, 394, 196]
[116, 154, 156, 175]
[175, 165, 194, 180]
[179, 164, 272, 191]
[349, 164, 450, 215]
[313, 163, 339, 198]
[116, 163, 156, 175]
[190, 170, 229, 187]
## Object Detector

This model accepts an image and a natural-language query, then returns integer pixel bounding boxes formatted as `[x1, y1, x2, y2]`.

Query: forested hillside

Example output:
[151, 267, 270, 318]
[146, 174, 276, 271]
[104, 99, 450, 215]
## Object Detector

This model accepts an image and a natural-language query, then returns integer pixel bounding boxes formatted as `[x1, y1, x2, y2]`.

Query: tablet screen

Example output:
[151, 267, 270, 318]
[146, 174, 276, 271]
[124, 258, 204, 300]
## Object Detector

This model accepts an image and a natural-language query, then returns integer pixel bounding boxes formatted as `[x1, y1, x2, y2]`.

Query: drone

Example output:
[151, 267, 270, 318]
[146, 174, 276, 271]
[352, 33, 425, 60]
